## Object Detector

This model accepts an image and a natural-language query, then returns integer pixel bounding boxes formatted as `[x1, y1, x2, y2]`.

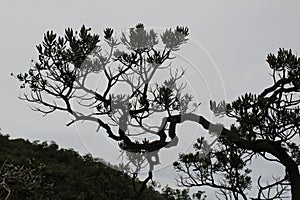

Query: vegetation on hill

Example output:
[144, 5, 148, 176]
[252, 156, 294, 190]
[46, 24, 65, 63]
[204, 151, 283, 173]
[0, 133, 192, 200]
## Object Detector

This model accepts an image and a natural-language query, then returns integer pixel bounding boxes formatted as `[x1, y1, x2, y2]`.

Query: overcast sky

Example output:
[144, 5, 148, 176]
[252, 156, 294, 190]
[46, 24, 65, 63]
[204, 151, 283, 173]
[1, 0, 300, 198]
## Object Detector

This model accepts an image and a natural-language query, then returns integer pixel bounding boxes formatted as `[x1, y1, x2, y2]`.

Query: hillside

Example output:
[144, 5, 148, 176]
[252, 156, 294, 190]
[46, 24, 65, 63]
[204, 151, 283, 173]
[0, 133, 174, 200]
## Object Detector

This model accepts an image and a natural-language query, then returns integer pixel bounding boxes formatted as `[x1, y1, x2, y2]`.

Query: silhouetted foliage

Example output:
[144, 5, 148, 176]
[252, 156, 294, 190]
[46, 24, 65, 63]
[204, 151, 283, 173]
[14, 23, 194, 197]
[14, 22, 300, 199]
[161, 185, 193, 200]
[174, 48, 300, 200]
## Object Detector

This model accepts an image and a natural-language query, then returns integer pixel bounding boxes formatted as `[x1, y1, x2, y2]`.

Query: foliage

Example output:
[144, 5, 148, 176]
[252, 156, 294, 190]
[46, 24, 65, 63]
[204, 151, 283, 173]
[0, 133, 171, 199]
[14, 22, 300, 199]
[174, 48, 300, 199]
[13, 23, 195, 196]
[161, 185, 192, 200]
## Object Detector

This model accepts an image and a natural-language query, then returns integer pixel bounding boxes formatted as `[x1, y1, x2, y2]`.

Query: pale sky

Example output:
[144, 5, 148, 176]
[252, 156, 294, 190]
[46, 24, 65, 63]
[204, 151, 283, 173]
[1, 0, 300, 198]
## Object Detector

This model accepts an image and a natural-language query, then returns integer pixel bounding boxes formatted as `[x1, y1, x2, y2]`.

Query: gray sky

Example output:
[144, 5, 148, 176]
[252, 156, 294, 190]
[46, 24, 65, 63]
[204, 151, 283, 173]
[1, 0, 300, 198]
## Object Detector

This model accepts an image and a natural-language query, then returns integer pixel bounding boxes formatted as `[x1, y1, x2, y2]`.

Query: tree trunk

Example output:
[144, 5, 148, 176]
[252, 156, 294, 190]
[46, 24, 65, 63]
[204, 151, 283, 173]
[291, 174, 300, 200]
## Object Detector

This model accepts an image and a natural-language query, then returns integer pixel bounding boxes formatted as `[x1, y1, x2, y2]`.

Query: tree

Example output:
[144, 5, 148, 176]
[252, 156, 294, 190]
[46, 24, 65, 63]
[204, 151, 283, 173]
[14, 23, 194, 197]
[14, 24, 300, 199]
[173, 48, 300, 199]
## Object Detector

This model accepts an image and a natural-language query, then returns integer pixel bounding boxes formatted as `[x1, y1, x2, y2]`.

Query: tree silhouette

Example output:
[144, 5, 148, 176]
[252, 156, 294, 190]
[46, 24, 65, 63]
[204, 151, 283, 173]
[174, 48, 300, 199]
[14, 23, 300, 199]
[14, 23, 198, 197]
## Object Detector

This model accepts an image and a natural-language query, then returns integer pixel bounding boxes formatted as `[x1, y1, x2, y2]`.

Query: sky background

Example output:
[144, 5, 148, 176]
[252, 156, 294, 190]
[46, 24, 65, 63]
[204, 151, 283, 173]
[1, 0, 300, 198]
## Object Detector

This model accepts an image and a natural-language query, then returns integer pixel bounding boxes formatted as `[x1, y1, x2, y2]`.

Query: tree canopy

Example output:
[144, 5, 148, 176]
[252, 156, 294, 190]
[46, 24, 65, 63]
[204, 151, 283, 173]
[174, 48, 300, 199]
[14, 24, 300, 199]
